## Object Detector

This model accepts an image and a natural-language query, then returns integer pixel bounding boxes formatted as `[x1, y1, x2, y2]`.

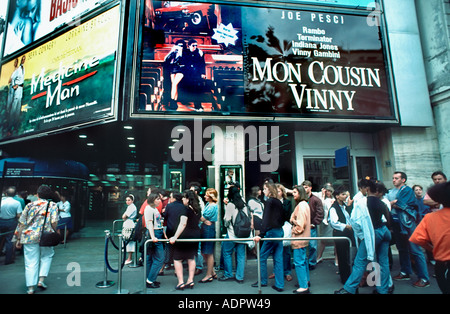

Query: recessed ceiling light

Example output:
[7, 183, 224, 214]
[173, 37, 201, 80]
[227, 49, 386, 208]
[129, 144, 136, 148]
[87, 143, 94, 146]
[127, 137, 135, 140]
[79, 134, 87, 139]
[124, 125, 133, 130]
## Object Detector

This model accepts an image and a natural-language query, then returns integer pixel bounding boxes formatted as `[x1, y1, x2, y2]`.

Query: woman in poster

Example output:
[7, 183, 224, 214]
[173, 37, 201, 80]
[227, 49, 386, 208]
[164, 39, 186, 110]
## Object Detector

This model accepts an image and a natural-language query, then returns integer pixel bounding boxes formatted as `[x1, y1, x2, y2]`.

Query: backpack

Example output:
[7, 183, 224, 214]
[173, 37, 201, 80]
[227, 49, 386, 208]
[232, 206, 252, 238]
[129, 214, 146, 242]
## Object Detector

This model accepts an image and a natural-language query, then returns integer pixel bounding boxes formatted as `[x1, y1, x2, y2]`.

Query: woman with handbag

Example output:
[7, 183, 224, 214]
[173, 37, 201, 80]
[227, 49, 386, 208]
[14, 185, 59, 294]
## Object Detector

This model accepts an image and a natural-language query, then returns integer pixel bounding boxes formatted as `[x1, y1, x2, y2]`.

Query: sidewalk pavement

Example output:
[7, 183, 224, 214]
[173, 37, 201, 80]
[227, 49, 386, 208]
[0, 221, 443, 295]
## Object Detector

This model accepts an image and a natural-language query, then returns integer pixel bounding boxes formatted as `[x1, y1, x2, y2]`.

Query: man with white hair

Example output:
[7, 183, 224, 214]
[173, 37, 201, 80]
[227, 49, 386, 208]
[0, 187, 23, 264]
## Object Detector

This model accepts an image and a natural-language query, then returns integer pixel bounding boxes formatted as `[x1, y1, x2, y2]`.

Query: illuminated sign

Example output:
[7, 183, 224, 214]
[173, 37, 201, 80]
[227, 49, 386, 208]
[137, 0, 395, 121]
[0, 5, 121, 142]
[3, 0, 108, 57]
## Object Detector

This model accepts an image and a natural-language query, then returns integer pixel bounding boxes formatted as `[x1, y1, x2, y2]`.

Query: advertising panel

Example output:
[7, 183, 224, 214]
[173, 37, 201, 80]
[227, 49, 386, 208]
[0, 4, 121, 142]
[3, 0, 108, 57]
[137, 0, 395, 121]
[0, 2, 7, 62]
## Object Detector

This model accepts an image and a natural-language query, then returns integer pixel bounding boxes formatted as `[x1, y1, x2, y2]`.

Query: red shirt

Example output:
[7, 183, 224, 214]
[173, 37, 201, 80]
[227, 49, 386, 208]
[410, 208, 450, 262]
[139, 199, 166, 227]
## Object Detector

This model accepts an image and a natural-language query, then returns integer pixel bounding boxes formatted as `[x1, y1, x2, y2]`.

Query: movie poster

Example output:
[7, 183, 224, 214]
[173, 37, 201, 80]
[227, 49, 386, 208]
[0, 5, 121, 142]
[3, 0, 107, 57]
[243, 7, 393, 118]
[139, 0, 243, 113]
[138, 1, 395, 121]
[0, 2, 7, 63]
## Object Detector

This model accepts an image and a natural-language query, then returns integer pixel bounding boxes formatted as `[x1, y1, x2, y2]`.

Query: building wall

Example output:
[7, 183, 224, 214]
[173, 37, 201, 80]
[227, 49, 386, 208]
[370, 0, 447, 191]
[387, 127, 443, 189]
[415, 0, 450, 177]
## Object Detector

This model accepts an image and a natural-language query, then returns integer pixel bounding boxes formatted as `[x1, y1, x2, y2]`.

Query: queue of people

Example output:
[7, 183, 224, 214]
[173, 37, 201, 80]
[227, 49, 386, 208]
[2, 169, 448, 295]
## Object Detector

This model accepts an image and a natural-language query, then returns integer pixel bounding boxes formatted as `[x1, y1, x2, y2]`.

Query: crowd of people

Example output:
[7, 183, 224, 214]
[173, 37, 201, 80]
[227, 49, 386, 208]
[1, 169, 449, 294]
[115, 170, 449, 294]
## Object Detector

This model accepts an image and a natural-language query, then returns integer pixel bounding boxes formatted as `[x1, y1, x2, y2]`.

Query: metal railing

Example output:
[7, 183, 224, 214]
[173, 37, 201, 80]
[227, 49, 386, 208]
[101, 218, 352, 294]
[139, 236, 352, 294]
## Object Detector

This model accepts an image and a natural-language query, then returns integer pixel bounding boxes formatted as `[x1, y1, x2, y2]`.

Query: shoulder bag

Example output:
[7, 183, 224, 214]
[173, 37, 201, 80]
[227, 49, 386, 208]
[40, 201, 62, 247]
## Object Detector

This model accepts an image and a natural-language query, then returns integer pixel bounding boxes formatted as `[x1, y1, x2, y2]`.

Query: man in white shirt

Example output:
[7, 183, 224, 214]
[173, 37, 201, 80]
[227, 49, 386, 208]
[8, 55, 26, 134]
[0, 187, 23, 264]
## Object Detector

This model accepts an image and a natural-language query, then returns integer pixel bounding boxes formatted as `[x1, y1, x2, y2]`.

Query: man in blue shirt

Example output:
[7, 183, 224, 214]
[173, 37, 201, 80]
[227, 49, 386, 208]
[390, 171, 430, 288]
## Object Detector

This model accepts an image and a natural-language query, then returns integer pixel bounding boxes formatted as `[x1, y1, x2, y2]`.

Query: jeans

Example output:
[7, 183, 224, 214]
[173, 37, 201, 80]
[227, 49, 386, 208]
[343, 238, 369, 294]
[344, 225, 393, 294]
[23, 243, 54, 287]
[374, 225, 392, 294]
[259, 228, 284, 289]
[308, 227, 318, 267]
[146, 229, 165, 283]
[222, 237, 246, 280]
[293, 247, 310, 289]
[392, 219, 429, 281]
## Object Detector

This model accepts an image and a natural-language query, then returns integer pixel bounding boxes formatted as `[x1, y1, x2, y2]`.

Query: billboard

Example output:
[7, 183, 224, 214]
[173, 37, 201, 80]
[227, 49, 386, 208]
[3, 0, 109, 57]
[0, 2, 7, 62]
[136, 0, 395, 122]
[0, 4, 122, 142]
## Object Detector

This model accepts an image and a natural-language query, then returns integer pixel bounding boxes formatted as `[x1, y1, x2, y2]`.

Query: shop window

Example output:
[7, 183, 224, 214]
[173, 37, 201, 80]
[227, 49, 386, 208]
[303, 158, 350, 191]
[356, 157, 377, 180]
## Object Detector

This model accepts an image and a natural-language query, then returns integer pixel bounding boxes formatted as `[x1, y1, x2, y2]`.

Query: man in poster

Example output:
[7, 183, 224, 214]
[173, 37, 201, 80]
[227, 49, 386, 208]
[7, 55, 26, 135]
[182, 39, 207, 111]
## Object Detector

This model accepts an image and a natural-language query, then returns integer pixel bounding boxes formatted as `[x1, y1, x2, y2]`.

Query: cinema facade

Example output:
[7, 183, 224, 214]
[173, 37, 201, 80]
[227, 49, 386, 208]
[0, 0, 447, 230]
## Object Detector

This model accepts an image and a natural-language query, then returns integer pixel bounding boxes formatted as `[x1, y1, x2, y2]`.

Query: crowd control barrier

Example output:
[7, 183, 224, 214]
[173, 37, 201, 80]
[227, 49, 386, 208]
[139, 236, 352, 294]
[96, 230, 130, 293]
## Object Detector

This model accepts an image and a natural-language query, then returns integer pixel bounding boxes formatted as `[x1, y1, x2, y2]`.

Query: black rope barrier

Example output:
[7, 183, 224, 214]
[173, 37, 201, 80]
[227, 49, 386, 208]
[104, 233, 127, 273]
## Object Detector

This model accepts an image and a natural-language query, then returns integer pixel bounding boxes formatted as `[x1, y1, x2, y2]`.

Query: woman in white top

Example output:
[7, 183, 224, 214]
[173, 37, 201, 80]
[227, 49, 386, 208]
[247, 186, 264, 236]
[144, 193, 165, 288]
[57, 194, 72, 243]
[122, 194, 137, 264]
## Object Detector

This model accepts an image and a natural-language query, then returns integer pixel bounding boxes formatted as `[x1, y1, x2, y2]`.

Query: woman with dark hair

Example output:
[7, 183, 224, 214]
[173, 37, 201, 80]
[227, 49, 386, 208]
[329, 185, 354, 284]
[367, 180, 392, 294]
[14, 185, 59, 294]
[164, 39, 186, 109]
[169, 189, 201, 290]
[219, 186, 251, 283]
[144, 193, 164, 288]
[122, 194, 137, 264]
[253, 182, 285, 292]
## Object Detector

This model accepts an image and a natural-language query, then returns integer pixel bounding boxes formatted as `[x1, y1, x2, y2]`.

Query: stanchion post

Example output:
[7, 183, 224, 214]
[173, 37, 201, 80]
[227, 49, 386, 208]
[143, 239, 148, 294]
[114, 234, 129, 294]
[96, 230, 115, 288]
[256, 240, 261, 294]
